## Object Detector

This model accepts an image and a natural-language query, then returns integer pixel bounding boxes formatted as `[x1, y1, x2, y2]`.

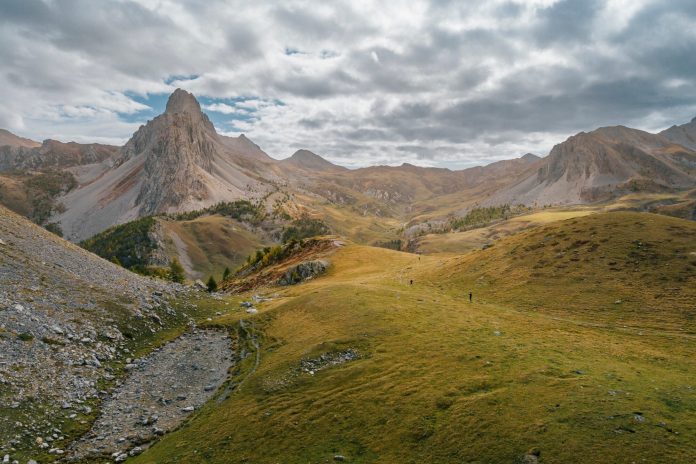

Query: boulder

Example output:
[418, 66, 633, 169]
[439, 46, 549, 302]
[277, 260, 330, 286]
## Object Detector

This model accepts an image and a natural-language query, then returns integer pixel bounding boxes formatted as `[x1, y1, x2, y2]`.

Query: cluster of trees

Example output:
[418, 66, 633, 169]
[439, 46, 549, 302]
[281, 216, 330, 243]
[243, 237, 303, 271]
[373, 239, 402, 251]
[204, 266, 231, 293]
[170, 200, 265, 224]
[80, 217, 158, 270]
[448, 204, 531, 232]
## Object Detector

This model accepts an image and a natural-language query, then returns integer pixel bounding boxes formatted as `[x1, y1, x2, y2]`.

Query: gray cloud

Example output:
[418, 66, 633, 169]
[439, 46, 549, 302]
[1, 0, 695, 167]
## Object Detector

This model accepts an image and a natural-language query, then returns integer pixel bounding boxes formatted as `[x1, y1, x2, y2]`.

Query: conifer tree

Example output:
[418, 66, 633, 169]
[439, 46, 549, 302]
[169, 258, 185, 283]
[206, 275, 218, 292]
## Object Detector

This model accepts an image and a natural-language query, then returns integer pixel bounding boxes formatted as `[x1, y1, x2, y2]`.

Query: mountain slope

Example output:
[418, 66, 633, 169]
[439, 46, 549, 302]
[489, 126, 696, 206]
[0, 129, 40, 148]
[660, 117, 696, 151]
[0, 205, 179, 459]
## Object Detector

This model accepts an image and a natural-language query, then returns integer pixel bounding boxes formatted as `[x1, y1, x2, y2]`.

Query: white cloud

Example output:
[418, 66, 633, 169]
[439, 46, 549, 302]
[1, 0, 695, 167]
[202, 103, 249, 115]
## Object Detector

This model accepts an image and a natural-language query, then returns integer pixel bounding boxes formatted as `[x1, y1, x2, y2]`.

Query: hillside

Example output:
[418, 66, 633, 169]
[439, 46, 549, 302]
[129, 211, 696, 464]
[159, 215, 268, 280]
[489, 126, 696, 207]
[0, 129, 40, 148]
[0, 206, 177, 460]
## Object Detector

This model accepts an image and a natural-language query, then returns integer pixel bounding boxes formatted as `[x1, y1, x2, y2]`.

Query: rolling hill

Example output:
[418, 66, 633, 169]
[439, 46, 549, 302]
[126, 211, 696, 464]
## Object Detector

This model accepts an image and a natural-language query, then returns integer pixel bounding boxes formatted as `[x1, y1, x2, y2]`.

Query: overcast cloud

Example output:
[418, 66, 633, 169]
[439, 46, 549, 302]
[1, 0, 696, 168]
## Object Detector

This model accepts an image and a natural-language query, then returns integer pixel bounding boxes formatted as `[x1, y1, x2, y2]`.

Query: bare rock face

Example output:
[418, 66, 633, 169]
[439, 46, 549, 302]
[277, 260, 330, 285]
[52, 88, 277, 241]
[126, 89, 218, 215]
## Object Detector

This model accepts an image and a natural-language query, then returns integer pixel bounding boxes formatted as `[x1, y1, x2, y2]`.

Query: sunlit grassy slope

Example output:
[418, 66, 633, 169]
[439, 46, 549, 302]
[133, 211, 696, 464]
[416, 207, 596, 255]
[160, 215, 267, 279]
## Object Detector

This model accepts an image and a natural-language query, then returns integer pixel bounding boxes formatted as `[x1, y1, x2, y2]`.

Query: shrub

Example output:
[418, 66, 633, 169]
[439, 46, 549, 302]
[448, 204, 532, 232]
[281, 216, 330, 243]
[169, 258, 186, 283]
[44, 222, 63, 237]
[17, 332, 34, 341]
[206, 276, 218, 292]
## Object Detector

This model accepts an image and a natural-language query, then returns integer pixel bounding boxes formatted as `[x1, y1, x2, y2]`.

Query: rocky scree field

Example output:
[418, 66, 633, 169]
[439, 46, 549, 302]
[0, 206, 240, 463]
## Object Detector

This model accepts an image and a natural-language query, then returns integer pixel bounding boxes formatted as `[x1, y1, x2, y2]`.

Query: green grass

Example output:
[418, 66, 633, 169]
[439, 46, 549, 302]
[129, 211, 696, 464]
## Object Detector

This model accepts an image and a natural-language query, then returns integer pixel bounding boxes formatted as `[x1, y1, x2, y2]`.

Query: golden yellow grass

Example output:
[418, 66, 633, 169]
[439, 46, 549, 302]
[132, 212, 696, 464]
[161, 215, 267, 279]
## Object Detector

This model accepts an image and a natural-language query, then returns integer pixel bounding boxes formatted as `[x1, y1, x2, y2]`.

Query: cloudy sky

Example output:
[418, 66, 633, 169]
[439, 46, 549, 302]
[2, 0, 696, 168]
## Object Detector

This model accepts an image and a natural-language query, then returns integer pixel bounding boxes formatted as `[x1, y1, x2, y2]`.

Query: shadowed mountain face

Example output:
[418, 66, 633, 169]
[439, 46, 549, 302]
[1, 89, 695, 242]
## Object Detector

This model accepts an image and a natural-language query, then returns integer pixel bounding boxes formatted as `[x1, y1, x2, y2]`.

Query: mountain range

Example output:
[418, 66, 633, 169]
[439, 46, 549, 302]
[1, 89, 695, 242]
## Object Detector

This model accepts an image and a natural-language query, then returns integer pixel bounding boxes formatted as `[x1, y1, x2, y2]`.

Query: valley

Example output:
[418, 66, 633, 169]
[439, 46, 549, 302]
[1, 89, 695, 464]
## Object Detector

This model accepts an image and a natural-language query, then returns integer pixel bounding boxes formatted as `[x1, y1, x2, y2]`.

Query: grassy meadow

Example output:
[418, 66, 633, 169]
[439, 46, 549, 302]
[128, 211, 696, 464]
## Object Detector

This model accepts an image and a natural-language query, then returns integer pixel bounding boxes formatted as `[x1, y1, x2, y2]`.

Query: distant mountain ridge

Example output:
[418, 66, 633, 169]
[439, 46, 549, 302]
[0, 128, 41, 148]
[660, 117, 696, 151]
[281, 149, 347, 172]
[1, 89, 695, 241]
[488, 125, 696, 206]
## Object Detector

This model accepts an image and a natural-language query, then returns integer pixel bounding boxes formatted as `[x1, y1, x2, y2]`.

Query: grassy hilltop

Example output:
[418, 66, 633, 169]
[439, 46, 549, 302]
[129, 212, 696, 464]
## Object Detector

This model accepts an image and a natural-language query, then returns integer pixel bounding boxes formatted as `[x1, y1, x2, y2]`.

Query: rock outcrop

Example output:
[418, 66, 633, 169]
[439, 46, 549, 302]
[277, 259, 330, 285]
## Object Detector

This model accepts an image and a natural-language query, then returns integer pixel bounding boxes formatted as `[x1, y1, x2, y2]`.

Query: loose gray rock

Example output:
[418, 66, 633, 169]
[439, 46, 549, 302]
[70, 330, 232, 461]
[278, 260, 330, 285]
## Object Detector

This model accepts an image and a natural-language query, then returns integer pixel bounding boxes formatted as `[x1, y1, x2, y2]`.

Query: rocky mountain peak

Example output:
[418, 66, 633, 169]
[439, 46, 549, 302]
[291, 149, 321, 160]
[165, 88, 202, 115]
[284, 149, 345, 172]
[520, 153, 541, 162]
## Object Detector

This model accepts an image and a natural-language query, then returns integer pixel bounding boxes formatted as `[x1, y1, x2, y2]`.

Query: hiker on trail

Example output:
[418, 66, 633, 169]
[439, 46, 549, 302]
[469, 292, 473, 302]
[410, 279, 413, 285]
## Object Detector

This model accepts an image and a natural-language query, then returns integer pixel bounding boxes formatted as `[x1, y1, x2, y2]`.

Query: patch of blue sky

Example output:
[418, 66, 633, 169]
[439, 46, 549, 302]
[119, 86, 283, 134]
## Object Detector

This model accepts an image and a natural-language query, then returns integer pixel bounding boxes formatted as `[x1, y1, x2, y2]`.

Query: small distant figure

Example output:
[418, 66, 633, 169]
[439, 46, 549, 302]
[410, 279, 413, 285]
[469, 292, 473, 302]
